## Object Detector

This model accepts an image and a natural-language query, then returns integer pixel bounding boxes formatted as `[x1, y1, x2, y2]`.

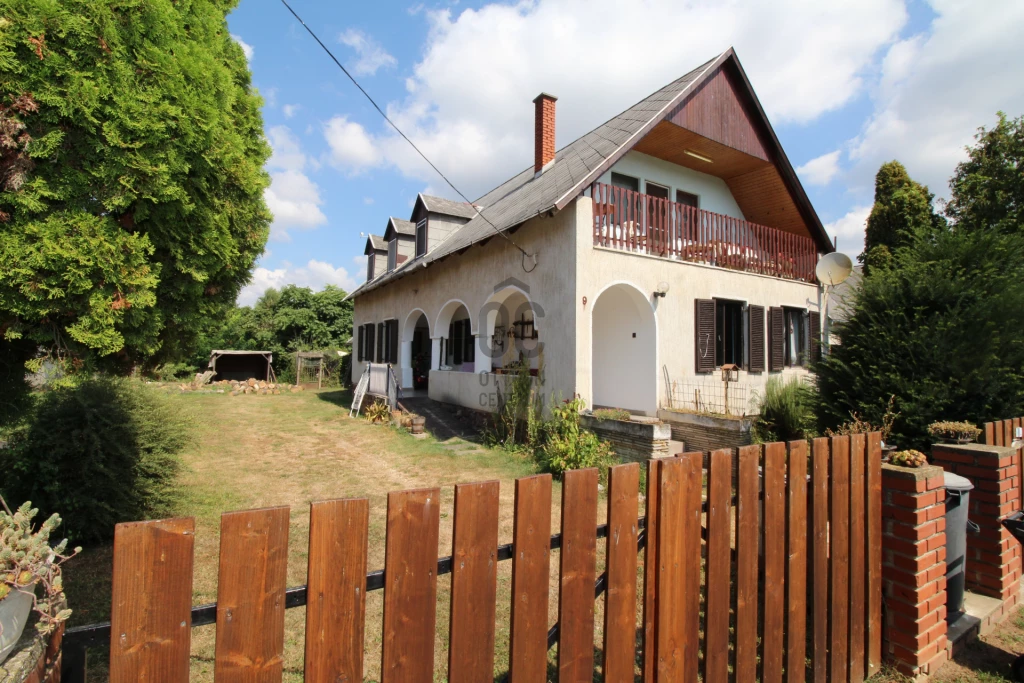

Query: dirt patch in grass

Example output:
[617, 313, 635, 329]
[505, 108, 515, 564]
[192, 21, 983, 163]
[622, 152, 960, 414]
[62, 386, 639, 682]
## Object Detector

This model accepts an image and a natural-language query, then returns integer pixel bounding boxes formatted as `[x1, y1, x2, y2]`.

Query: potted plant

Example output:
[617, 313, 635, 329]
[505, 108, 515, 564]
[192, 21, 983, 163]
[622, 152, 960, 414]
[927, 420, 982, 444]
[825, 395, 900, 461]
[1, 498, 78, 666]
[890, 449, 928, 468]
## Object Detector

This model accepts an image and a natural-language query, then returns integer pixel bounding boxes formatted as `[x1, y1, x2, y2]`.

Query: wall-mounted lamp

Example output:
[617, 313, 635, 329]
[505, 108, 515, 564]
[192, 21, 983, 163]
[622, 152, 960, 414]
[684, 149, 713, 164]
[653, 281, 670, 298]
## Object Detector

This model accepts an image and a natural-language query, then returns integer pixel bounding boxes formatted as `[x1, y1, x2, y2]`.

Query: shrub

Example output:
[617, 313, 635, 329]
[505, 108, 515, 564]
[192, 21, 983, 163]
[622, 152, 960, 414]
[592, 408, 632, 422]
[488, 361, 541, 451]
[538, 397, 616, 478]
[363, 399, 391, 423]
[752, 377, 817, 443]
[0, 377, 190, 544]
[824, 395, 899, 443]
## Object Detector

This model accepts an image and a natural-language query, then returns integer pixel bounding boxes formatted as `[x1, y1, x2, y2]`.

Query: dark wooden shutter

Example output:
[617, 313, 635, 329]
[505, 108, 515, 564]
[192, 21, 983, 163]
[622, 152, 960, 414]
[453, 320, 464, 365]
[366, 324, 375, 364]
[695, 299, 716, 373]
[377, 322, 385, 362]
[447, 322, 455, 364]
[463, 321, 474, 362]
[389, 320, 399, 364]
[808, 311, 821, 365]
[357, 325, 365, 361]
[748, 305, 765, 372]
[768, 307, 785, 372]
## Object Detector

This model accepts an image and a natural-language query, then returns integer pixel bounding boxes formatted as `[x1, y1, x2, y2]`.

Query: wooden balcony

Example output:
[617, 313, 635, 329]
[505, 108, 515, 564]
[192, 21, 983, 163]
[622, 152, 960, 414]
[586, 182, 818, 283]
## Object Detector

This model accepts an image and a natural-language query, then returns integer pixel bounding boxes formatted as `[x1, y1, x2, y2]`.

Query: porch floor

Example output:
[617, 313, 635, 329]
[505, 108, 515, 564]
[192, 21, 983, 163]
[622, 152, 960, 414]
[398, 396, 485, 442]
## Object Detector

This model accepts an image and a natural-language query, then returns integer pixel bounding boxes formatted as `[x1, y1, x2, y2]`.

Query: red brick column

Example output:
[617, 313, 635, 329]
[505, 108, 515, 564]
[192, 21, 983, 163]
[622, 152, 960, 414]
[931, 443, 1022, 605]
[882, 463, 949, 678]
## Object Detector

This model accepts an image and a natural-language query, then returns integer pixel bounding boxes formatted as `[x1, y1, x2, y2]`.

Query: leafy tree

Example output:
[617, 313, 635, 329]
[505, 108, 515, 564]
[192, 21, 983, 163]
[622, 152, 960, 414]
[0, 0, 271, 382]
[819, 125, 1024, 449]
[945, 113, 1024, 234]
[861, 161, 943, 270]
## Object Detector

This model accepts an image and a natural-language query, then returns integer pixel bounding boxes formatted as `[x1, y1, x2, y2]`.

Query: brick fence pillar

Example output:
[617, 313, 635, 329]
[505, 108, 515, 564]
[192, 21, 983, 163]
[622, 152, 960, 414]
[931, 443, 1022, 605]
[882, 463, 949, 678]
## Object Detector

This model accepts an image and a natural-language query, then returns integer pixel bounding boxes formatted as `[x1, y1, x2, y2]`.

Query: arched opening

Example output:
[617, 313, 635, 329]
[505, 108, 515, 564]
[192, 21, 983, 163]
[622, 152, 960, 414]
[480, 286, 542, 374]
[401, 309, 430, 390]
[435, 300, 475, 372]
[591, 283, 657, 415]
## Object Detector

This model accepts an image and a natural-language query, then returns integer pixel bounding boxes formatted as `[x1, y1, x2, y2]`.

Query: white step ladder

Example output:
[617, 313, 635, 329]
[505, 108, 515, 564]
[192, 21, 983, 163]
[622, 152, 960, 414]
[350, 366, 369, 417]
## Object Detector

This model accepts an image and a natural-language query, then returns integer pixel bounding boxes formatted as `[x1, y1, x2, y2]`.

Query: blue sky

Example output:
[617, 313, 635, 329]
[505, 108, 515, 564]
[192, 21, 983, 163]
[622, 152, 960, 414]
[227, 0, 1024, 304]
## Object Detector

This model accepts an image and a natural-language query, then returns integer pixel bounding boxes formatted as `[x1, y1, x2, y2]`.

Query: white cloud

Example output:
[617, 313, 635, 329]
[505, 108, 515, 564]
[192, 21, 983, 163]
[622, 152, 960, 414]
[339, 29, 397, 76]
[238, 259, 361, 305]
[324, 116, 381, 172]
[797, 150, 842, 187]
[332, 0, 905, 198]
[847, 1, 1024, 199]
[363, 197, 375, 205]
[282, 104, 301, 119]
[264, 126, 327, 240]
[824, 205, 872, 259]
[231, 34, 253, 60]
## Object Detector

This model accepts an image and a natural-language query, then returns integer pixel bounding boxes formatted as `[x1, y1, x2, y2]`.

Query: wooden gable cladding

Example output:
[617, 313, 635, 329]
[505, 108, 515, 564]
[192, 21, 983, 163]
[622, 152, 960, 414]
[727, 165, 810, 237]
[666, 64, 769, 161]
[633, 121, 770, 179]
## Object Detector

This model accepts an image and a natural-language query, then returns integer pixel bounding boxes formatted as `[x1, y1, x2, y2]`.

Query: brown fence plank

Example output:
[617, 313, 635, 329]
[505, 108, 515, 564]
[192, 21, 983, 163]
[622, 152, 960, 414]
[656, 454, 703, 683]
[867, 432, 883, 675]
[1004, 420, 1014, 448]
[448, 481, 500, 683]
[830, 436, 851, 683]
[558, 468, 599, 683]
[214, 506, 290, 683]
[509, 475, 552, 683]
[381, 488, 441, 683]
[996, 420, 1006, 446]
[786, 440, 808, 683]
[604, 463, 641, 683]
[983, 421, 995, 445]
[735, 445, 760, 683]
[643, 459, 661, 683]
[705, 449, 732, 683]
[811, 438, 830, 683]
[304, 499, 369, 683]
[109, 518, 195, 683]
[763, 442, 786, 683]
[849, 434, 867, 682]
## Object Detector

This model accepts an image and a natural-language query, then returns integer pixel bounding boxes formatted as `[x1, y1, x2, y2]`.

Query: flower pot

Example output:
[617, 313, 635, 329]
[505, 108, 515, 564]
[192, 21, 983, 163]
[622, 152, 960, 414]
[0, 589, 34, 665]
[880, 445, 897, 463]
[410, 416, 425, 435]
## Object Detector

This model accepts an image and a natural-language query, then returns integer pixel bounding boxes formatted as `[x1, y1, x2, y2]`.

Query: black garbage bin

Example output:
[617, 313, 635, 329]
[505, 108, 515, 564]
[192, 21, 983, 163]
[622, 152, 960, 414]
[943, 471, 974, 620]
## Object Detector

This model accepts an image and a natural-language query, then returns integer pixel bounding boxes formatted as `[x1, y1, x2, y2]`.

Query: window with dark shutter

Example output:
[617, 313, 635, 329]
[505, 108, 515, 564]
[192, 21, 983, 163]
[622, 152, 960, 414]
[748, 305, 765, 372]
[447, 322, 455, 364]
[415, 219, 427, 257]
[453, 320, 464, 365]
[357, 325, 365, 361]
[366, 323, 375, 364]
[695, 299, 716, 373]
[388, 320, 399, 364]
[809, 311, 821, 365]
[375, 322, 384, 362]
[768, 307, 785, 371]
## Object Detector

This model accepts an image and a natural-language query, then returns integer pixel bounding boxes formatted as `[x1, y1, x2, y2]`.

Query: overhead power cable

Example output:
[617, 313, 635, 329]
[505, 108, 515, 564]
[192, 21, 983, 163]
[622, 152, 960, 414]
[279, 0, 537, 269]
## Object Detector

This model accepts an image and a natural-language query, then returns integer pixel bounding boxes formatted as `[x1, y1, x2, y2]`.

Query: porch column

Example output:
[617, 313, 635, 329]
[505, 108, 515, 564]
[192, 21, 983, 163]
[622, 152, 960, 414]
[475, 335, 488, 373]
[431, 337, 442, 371]
[400, 340, 413, 388]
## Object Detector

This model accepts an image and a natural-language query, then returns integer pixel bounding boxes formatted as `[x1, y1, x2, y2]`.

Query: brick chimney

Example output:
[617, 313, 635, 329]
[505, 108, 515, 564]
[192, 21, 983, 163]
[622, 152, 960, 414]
[533, 93, 557, 174]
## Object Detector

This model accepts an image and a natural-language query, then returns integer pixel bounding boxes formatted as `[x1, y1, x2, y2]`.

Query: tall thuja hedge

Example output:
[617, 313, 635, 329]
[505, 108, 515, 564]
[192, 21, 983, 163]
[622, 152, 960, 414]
[0, 0, 271, 379]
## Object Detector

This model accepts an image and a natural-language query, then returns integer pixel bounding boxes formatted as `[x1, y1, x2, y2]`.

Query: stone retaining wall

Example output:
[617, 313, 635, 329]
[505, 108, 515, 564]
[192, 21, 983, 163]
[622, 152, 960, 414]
[581, 416, 671, 463]
[656, 409, 752, 453]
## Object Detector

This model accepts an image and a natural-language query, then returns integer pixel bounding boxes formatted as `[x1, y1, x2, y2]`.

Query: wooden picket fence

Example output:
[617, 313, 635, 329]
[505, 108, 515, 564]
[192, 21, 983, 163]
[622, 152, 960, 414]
[68, 434, 882, 682]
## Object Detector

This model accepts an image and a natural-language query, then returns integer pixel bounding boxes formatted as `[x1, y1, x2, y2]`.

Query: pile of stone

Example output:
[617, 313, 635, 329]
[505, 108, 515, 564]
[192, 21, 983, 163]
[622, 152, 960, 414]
[176, 376, 304, 395]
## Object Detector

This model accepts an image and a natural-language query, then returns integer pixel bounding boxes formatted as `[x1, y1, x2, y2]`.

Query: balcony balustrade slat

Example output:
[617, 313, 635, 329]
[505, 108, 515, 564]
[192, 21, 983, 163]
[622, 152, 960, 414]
[586, 181, 817, 283]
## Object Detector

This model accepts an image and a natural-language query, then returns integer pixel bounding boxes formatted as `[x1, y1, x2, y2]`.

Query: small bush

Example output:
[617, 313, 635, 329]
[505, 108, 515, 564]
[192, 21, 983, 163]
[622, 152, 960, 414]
[538, 397, 616, 478]
[752, 377, 817, 443]
[824, 395, 899, 443]
[592, 408, 632, 422]
[927, 420, 981, 443]
[0, 377, 190, 544]
[364, 399, 391, 423]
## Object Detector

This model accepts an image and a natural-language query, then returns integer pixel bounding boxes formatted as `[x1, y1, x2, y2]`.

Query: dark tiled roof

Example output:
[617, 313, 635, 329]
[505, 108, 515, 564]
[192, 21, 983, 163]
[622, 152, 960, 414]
[420, 194, 478, 219]
[387, 218, 416, 237]
[364, 234, 387, 253]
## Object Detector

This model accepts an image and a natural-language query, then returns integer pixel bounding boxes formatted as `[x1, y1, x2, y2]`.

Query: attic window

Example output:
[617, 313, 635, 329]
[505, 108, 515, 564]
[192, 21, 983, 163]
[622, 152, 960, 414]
[367, 253, 375, 281]
[415, 218, 427, 257]
[387, 240, 397, 271]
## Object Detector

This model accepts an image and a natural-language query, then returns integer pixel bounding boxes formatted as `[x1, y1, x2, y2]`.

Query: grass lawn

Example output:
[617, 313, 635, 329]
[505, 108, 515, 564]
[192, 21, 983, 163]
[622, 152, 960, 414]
[63, 385, 631, 682]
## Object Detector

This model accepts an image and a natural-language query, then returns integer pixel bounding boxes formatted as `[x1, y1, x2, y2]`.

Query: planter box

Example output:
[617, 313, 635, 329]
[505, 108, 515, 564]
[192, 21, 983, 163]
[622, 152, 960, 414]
[657, 408, 753, 453]
[0, 613, 62, 683]
[581, 415, 671, 463]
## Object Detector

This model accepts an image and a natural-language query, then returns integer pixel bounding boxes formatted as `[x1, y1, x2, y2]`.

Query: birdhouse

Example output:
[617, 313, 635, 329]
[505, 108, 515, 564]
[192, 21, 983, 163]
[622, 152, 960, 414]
[721, 363, 740, 382]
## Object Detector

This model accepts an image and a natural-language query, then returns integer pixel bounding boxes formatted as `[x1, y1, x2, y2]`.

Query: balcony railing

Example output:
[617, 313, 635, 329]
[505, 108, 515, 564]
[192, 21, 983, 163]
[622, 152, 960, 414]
[586, 182, 818, 283]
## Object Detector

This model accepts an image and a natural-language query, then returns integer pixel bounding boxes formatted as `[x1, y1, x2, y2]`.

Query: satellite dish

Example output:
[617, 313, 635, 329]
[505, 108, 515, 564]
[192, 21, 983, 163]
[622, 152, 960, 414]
[816, 252, 853, 287]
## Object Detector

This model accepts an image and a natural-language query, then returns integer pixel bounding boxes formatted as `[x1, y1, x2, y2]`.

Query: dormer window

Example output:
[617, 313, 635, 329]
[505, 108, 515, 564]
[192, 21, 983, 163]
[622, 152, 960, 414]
[387, 239, 397, 271]
[415, 218, 427, 257]
[367, 253, 375, 281]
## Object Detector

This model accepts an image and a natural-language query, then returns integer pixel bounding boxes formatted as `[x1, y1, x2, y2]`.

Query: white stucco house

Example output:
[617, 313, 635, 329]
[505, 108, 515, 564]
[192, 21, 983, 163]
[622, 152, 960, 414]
[347, 49, 832, 417]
